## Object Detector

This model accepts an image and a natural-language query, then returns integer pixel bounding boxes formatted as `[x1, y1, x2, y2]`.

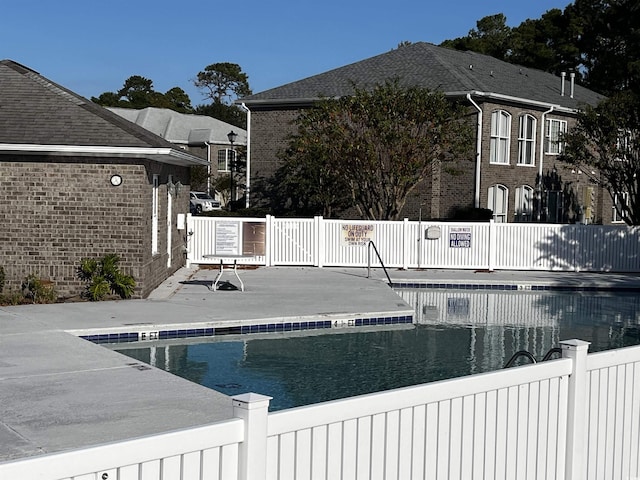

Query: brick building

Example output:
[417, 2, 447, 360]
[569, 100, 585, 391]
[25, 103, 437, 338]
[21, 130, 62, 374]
[0, 60, 208, 298]
[240, 42, 611, 223]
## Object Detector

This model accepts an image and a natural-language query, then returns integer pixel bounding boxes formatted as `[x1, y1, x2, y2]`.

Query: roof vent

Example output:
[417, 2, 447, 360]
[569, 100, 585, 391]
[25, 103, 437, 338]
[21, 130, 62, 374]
[561, 72, 566, 96]
[469, 64, 473, 70]
[570, 72, 575, 98]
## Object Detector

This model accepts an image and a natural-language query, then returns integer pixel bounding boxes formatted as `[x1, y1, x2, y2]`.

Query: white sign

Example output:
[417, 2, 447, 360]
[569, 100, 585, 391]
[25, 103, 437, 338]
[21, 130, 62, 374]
[341, 224, 375, 247]
[215, 222, 240, 255]
[449, 227, 471, 248]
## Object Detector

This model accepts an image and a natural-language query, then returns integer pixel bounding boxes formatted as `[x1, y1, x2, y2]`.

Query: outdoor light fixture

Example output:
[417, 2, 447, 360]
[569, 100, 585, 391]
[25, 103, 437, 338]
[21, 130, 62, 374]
[227, 130, 238, 144]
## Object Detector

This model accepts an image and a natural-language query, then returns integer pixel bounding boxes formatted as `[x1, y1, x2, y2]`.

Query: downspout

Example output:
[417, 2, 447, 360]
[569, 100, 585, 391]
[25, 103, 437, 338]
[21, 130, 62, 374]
[538, 106, 555, 221]
[467, 94, 483, 208]
[241, 103, 251, 209]
[204, 141, 212, 195]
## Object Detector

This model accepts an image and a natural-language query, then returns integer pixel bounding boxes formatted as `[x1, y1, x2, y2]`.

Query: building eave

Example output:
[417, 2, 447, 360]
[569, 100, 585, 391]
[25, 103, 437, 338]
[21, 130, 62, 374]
[0, 144, 209, 167]
[446, 91, 579, 115]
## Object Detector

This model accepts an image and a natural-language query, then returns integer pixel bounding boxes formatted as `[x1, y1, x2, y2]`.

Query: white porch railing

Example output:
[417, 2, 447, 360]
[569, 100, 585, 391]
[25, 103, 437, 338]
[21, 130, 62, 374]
[186, 215, 640, 272]
[3, 340, 640, 479]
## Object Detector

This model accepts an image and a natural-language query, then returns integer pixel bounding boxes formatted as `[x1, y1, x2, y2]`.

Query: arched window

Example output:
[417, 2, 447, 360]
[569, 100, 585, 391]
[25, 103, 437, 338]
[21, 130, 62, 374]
[488, 184, 508, 222]
[490, 110, 511, 164]
[515, 185, 534, 222]
[517, 114, 536, 165]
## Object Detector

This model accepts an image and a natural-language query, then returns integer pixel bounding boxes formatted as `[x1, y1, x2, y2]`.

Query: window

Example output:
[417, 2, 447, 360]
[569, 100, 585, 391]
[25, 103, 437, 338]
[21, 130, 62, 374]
[217, 148, 236, 172]
[490, 110, 511, 164]
[517, 115, 536, 165]
[515, 185, 534, 222]
[487, 184, 508, 222]
[613, 192, 629, 223]
[152, 174, 159, 254]
[545, 119, 567, 154]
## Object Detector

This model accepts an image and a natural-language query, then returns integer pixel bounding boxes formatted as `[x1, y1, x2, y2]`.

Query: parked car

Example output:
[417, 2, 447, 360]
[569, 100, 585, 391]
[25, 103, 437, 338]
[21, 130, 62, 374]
[190, 191, 221, 214]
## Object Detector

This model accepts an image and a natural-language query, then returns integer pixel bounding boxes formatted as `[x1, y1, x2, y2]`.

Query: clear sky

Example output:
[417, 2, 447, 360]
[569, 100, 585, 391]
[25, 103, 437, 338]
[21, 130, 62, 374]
[2, 0, 572, 106]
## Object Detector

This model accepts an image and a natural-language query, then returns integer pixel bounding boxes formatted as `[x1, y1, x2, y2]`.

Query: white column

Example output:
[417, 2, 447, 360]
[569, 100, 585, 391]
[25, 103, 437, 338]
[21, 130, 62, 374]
[561, 339, 590, 480]
[232, 392, 272, 480]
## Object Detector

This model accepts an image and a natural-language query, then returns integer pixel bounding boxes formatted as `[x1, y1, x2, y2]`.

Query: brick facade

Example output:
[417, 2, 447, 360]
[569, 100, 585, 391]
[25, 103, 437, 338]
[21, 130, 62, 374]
[0, 156, 191, 299]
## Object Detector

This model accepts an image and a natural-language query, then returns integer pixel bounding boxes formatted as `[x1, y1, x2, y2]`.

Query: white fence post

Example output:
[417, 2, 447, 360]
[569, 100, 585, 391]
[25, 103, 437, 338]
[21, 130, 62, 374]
[233, 393, 272, 480]
[488, 219, 496, 271]
[402, 218, 409, 270]
[265, 215, 273, 267]
[315, 216, 325, 268]
[185, 213, 194, 268]
[561, 339, 590, 480]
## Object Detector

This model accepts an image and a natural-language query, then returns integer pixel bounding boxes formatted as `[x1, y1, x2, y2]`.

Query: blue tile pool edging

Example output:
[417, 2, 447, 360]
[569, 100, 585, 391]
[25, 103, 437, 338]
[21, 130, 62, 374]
[80, 314, 415, 345]
[391, 282, 640, 292]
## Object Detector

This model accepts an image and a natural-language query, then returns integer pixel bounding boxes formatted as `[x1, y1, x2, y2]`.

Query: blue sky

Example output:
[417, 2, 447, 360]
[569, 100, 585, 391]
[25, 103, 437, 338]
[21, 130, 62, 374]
[2, 0, 571, 106]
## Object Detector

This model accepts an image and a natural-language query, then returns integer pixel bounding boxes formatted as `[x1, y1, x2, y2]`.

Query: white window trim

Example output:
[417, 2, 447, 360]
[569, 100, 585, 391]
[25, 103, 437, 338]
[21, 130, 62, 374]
[217, 148, 236, 172]
[515, 185, 534, 222]
[490, 110, 512, 165]
[545, 118, 567, 155]
[613, 192, 629, 223]
[488, 184, 508, 222]
[517, 114, 536, 166]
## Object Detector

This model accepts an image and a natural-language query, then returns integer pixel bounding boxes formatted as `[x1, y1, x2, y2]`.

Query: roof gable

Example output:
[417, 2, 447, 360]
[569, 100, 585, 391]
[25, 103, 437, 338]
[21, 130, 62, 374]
[242, 43, 604, 110]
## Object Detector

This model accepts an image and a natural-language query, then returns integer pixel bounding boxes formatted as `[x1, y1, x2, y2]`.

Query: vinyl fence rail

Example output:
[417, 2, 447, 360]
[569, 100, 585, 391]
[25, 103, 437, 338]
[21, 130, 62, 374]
[186, 215, 640, 272]
[3, 340, 640, 479]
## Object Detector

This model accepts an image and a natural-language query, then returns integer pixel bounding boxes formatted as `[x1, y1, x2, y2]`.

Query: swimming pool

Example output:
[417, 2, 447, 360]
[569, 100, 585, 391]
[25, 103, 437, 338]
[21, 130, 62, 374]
[115, 289, 640, 411]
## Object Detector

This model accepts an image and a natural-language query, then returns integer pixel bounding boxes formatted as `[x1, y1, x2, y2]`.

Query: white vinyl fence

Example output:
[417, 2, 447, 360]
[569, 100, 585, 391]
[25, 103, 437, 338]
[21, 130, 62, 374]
[4, 340, 640, 479]
[187, 215, 640, 272]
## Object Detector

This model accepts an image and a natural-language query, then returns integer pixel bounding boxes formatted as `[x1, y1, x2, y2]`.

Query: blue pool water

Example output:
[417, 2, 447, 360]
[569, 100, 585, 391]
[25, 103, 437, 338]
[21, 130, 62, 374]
[116, 289, 640, 411]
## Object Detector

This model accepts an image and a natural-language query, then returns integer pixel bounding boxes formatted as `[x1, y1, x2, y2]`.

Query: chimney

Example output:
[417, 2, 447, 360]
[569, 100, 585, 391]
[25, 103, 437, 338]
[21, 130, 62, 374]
[561, 72, 566, 96]
[570, 72, 575, 98]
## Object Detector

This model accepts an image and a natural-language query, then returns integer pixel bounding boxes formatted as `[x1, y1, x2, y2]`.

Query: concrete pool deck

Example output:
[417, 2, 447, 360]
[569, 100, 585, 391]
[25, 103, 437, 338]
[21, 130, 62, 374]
[1, 266, 640, 463]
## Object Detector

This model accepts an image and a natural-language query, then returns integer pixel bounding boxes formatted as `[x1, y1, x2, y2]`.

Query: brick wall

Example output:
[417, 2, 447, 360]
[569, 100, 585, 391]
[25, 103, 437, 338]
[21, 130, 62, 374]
[0, 156, 191, 299]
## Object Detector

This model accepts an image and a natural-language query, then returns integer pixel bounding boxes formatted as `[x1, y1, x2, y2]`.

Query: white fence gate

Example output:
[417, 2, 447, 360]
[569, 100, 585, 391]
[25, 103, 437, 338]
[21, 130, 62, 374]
[3, 340, 640, 479]
[187, 215, 640, 272]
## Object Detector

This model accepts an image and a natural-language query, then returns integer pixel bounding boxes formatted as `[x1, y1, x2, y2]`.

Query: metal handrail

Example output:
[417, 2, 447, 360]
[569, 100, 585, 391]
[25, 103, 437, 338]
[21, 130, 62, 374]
[504, 350, 537, 368]
[367, 241, 393, 286]
[504, 346, 564, 368]
[541, 347, 563, 361]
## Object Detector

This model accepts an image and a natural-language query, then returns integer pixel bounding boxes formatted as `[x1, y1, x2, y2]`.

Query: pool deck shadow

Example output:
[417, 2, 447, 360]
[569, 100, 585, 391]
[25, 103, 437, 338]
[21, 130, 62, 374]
[1, 266, 639, 463]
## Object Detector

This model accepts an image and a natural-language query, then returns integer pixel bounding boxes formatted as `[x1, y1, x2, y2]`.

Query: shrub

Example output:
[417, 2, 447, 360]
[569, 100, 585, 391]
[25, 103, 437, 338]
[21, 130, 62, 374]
[77, 254, 136, 301]
[21, 274, 57, 304]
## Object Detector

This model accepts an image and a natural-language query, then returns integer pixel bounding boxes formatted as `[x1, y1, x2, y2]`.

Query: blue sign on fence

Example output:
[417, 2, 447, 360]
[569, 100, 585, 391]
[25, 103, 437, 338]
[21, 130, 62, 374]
[449, 227, 471, 248]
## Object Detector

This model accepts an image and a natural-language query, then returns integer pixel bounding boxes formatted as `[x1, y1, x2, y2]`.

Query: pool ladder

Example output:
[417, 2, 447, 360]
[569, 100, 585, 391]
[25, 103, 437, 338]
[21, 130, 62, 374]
[367, 240, 393, 287]
[504, 347, 563, 368]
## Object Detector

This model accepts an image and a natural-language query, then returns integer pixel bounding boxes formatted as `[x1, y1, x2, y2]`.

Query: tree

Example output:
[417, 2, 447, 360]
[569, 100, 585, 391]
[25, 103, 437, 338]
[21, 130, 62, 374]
[570, 0, 640, 95]
[91, 75, 193, 113]
[509, 8, 582, 77]
[561, 90, 640, 225]
[274, 81, 475, 220]
[441, 14, 512, 61]
[192, 62, 252, 128]
[193, 62, 252, 105]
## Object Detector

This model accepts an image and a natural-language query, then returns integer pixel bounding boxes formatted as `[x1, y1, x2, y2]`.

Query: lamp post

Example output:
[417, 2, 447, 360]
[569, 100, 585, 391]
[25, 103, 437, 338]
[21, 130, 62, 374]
[227, 130, 237, 211]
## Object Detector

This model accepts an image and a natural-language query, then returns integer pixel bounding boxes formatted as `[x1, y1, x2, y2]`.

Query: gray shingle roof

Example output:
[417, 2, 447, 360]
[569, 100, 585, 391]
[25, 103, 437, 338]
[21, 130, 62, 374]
[241, 42, 604, 110]
[107, 107, 247, 146]
[0, 60, 199, 152]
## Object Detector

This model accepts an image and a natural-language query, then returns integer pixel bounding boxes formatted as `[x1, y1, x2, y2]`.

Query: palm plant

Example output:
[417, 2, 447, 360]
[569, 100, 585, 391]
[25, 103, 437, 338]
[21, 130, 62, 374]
[77, 254, 136, 301]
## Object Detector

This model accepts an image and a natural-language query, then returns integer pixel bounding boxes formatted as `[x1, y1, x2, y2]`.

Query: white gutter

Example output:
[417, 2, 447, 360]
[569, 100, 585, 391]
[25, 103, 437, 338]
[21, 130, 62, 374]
[0, 143, 209, 166]
[538, 106, 555, 220]
[241, 103, 252, 208]
[466, 94, 483, 208]
[204, 141, 212, 193]
[447, 91, 575, 115]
